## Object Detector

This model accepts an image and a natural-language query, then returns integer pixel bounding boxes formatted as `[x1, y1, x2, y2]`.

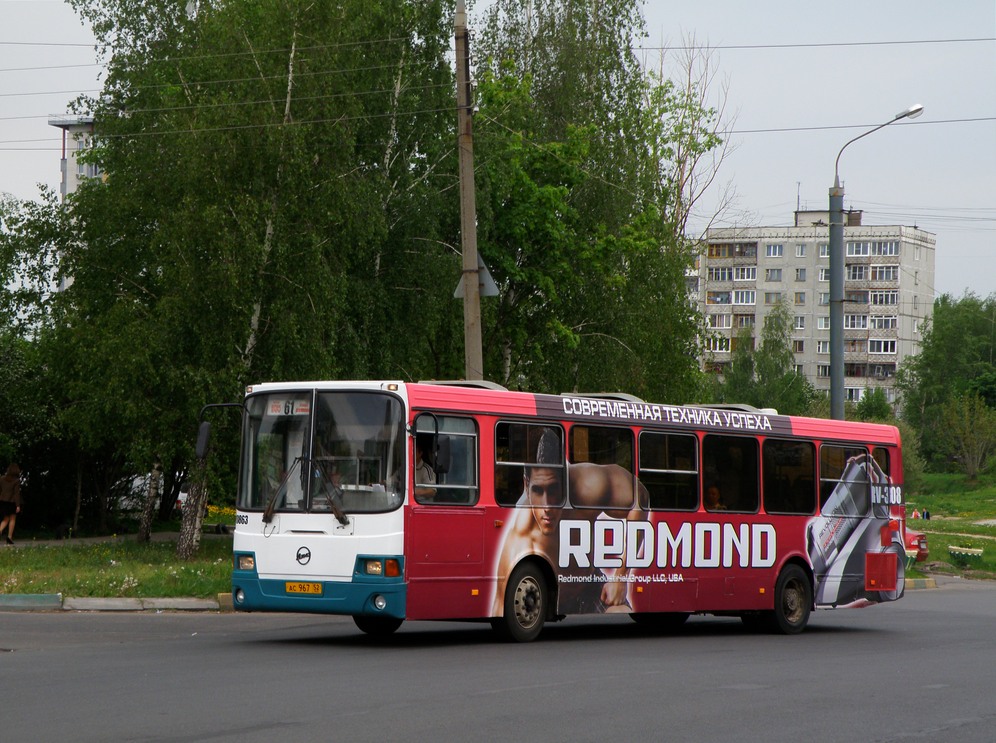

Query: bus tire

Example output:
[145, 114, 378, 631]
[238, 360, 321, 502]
[630, 612, 689, 631]
[876, 544, 906, 602]
[353, 615, 403, 637]
[492, 563, 547, 643]
[771, 564, 812, 635]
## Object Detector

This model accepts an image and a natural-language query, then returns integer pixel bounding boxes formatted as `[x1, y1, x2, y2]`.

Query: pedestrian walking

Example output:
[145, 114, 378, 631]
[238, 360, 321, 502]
[0, 463, 23, 545]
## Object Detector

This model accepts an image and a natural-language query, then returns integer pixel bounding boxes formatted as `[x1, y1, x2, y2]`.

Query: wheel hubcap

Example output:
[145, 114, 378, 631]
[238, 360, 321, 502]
[514, 576, 541, 628]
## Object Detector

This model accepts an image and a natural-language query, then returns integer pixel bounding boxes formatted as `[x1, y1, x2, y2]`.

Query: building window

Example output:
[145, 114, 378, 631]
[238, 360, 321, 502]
[733, 290, 756, 305]
[870, 290, 898, 306]
[817, 364, 831, 378]
[796, 268, 806, 282]
[871, 241, 900, 256]
[817, 340, 830, 354]
[708, 244, 732, 258]
[708, 267, 733, 281]
[764, 292, 783, 305]
[819, 267, 830, 282]
[913, 295, 919, 310]
[796, 244, 807, 258]
[870, 315, 897, 330]
[734, 243, 758, 258]
[794, 364, 805, 376]
[705, 336, 731, 352]
[915, 245, 921, 261]
[766, 244, 784, 258]
[792, 340, 805, 353]
[707, 314, 732, 329]
[846, 241, 870, 257]
[871, 265, 899, 281]
[845, 388, 863, 402]
[794, 292, 806, 305]
[765, 268, 783, 282]
[734, 266, 757, 282]
[819, 293, 830, 306]
[794, 316, 806, 330]
[707, 291, 731, 305]
[737, 315, 756, 328]
[844, 314, 868, 329]
[819, 243, 829, 258]
[846, 264, 866, 281]
[869, 339, 897, 354]
[846, 290, 869, 304]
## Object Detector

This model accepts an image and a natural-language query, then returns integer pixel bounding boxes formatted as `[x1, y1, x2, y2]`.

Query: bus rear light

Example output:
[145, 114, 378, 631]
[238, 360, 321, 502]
[237, 554, 255, 571]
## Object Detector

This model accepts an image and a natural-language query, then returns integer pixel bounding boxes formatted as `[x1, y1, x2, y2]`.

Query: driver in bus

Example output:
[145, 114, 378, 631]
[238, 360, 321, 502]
[492, 428, 647, 615]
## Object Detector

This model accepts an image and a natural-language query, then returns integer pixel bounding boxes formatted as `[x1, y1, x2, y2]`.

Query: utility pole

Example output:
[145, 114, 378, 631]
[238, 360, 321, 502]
[455, 0, 483, 380]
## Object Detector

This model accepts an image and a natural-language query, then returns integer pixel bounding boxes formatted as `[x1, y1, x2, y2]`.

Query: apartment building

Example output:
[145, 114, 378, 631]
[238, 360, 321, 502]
[696, 210, 936, 404]
[48, 115, 100, 200]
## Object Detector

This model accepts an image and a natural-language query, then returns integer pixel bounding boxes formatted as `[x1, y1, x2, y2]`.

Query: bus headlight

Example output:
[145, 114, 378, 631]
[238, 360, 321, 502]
[237, 554, 255, 571]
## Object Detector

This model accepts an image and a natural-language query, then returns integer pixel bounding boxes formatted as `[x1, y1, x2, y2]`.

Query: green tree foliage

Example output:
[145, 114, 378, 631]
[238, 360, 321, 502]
[474, 0, 713, 402]
[2, 0, 728, 541]
[714, 301, 813, 414]
[896, 292, 996, 466]
[938, 394, 996, 480]
[854, 387, 893, 422]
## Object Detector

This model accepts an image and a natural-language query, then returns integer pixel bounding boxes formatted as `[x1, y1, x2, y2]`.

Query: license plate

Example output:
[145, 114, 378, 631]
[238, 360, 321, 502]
[285, 581, 323, 595]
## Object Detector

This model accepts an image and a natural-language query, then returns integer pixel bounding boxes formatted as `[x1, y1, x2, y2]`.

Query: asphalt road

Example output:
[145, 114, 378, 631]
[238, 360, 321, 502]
[1, 577, 994, 743]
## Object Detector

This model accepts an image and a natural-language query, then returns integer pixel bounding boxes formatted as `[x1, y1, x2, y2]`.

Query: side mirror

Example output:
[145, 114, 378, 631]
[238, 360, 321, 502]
[195, 421, 211, 461]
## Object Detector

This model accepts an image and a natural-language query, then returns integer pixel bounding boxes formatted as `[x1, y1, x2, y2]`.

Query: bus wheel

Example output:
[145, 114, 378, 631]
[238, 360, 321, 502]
[353, 615, 403, 637]
[876, 544, 906, 602]
[772, 564, 812, 635]
[630, 612, 689, 631]
[492, 563, 547, 642]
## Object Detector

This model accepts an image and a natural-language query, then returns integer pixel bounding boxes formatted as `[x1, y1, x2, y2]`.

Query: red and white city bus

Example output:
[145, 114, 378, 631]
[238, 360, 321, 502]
[225, 380, 906, 641]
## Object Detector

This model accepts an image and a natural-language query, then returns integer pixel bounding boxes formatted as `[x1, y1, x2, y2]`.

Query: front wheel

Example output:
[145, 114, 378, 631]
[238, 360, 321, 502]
[771, 564, 812, 635]
[491, 563, 547, 642]
[353, 615, 403, 637]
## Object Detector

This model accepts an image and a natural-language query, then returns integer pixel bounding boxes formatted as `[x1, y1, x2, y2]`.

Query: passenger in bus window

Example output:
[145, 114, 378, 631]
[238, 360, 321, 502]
[414, 438, 436, 499]
[492, 428, 646, 616]
[704, 483, 727, 512]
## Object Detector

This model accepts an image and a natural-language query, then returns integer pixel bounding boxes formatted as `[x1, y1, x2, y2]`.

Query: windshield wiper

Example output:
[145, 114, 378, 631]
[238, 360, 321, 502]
[311, 459, 350, 527]
[262, 457, 302, 524]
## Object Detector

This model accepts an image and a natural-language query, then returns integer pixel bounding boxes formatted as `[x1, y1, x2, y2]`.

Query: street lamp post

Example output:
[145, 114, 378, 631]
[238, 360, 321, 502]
[828, 103, 923, 420]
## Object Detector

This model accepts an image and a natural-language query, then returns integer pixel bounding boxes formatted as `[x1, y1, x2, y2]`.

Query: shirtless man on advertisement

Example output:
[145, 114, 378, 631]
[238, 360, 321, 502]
[492, 428, 646, 615]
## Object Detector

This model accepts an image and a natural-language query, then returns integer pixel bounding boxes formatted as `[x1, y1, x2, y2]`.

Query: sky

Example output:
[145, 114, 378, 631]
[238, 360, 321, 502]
[2, 0, 994, 298]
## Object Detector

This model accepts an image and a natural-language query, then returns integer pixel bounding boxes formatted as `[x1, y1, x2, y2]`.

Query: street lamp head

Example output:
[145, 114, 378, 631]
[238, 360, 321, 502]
[895, 103, 924, 121]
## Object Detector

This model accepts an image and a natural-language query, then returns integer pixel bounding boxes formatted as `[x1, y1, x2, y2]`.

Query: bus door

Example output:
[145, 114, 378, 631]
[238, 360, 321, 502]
[406, 414, 487, 619]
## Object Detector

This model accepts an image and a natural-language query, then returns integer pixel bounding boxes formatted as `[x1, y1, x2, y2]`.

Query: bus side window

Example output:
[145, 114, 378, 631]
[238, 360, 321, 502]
[762, 439, 815, 515]
[638, 431, 698, 511]
[414, 415, 479, 506]
[702, 434, 759, 513]
[494, 422, 564, 508]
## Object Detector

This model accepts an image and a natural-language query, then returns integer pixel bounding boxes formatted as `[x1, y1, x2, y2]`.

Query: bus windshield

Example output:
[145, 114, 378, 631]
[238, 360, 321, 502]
[239, 390, 405, 515]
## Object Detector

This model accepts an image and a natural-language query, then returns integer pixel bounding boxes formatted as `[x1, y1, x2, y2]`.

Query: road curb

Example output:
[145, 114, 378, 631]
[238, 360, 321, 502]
[0, 595, 222, 612]
[0, 593, 64, 611]
[906, 577, 937, 590]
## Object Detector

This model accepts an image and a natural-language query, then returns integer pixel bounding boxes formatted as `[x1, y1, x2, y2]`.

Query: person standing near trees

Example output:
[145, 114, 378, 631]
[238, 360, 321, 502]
[0, 463, 23, 545]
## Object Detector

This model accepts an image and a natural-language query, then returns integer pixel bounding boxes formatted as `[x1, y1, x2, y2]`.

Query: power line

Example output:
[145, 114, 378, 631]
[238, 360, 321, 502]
[636, 37, 996, 52]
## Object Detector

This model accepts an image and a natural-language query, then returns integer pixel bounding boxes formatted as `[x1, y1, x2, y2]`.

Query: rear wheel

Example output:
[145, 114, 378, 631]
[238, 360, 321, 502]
[491, 563, 547, 643]
[353, 615, 403, 637]
[771, 564, 812, 634]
